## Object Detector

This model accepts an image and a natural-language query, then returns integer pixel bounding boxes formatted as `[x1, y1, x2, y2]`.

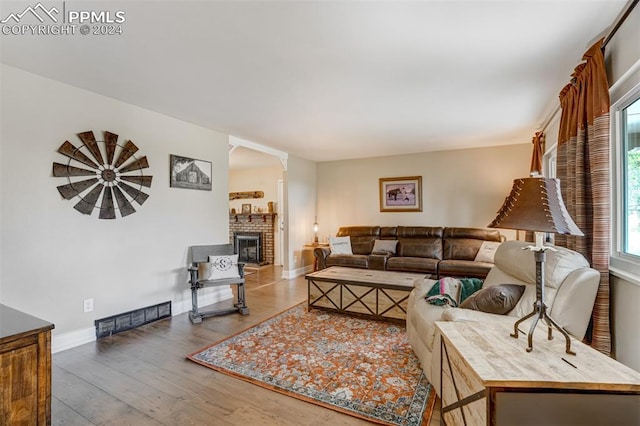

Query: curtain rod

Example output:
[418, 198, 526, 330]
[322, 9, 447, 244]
[603, 0, 639, 48]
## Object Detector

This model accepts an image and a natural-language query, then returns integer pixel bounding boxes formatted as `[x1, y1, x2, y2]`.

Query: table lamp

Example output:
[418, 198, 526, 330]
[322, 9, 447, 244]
[488, 176, 583, 354]
[313, 218, 319, 244]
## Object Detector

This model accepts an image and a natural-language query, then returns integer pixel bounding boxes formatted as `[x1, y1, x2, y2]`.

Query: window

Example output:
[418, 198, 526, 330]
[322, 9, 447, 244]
[612, 79, 640, 279]
[622, 97, 640, 256]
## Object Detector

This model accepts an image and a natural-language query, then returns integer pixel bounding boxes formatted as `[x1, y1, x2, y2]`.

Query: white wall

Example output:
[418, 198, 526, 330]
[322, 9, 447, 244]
[283, 156, 317, 277]
[229, 166, 282, 214]
[611, 275, 640, 371]
[0, 65, 231, 351]
[604, 3, 640, 372]
[316, 143, 531, 239]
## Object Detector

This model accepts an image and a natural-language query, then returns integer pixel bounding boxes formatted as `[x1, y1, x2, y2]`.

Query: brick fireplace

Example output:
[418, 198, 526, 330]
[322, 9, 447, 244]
[229, 213, 277, 265]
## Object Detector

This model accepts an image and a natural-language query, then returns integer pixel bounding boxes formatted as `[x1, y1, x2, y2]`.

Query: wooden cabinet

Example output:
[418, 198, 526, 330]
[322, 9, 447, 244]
[437, 321, 640, 426]
[0, 304, 54, 425]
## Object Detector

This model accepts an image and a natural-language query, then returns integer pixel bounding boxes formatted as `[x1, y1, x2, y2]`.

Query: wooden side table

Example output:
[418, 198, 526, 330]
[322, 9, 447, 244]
[0, 304, 54, 425]
[304, 242, 329, 271]
[437, 321, 640, 426]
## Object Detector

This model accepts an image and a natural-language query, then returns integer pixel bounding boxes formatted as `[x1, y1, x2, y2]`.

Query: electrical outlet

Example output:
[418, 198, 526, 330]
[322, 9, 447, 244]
[83, 298, 94, 313]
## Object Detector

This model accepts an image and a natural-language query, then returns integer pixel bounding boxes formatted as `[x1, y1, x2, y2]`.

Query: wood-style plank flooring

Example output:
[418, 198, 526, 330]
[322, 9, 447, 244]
[52, 266, 441, 425]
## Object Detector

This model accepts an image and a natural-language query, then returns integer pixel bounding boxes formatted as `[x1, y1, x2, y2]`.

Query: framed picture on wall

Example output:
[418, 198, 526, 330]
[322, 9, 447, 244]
[170, 154, 212, 191]
[379, 176, 423, 212]
[241, 203, 252, 214]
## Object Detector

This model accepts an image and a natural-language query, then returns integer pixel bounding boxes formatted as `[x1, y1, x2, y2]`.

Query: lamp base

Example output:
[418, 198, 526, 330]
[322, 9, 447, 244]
[510, 301, 576, 355]
[510, 246, 576, 355]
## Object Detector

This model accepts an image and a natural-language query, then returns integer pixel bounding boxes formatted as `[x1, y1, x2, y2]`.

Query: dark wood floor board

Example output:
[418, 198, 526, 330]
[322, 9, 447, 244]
[52, 269, 440, 425]
[55, 350, 223, 425]
[62, 341, 252, 419]
[51, 398, 94, 426]
[52, 365, 162, 425]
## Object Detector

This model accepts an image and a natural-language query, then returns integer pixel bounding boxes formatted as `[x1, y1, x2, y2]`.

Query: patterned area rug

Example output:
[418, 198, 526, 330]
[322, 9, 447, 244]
[187, 304, 435, 425]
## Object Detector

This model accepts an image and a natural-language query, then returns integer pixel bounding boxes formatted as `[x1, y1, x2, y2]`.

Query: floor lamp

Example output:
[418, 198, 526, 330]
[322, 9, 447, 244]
[488, 176, 584, 354]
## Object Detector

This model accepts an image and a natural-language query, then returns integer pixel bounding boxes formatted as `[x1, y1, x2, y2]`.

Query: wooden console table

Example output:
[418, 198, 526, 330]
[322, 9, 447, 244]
[305, 267, 427, 322]
[437, 321, 640, 426]
[0, 304, 54, 425]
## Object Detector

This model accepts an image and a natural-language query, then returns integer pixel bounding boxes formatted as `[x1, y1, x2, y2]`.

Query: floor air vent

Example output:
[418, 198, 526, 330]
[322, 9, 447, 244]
[95, 301, 171, 338]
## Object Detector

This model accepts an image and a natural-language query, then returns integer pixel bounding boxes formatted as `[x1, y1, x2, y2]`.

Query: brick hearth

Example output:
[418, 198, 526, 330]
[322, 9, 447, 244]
[229, 213, 277, 265]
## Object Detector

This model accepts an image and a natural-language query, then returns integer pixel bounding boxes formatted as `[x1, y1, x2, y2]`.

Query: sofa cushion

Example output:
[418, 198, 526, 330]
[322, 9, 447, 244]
[398, 239, 443, 258]
[372, 239, 398, 255]
[397, 226, 444, 239]
[387, 256, 438, 274]
[337, 226, 380, 255]
[459, 284, 525, 314]
[380, 227, 397, 239]
[438, 259, 494, 279]
[443, 227, 503, 241]
[368, 253, 390, 270]
[329, 236, 352, 255]
[443, 238, 483, 261]
[395, 227, 443, 259]
[326, 254, 369, 269]
[442, 228, 503, 261]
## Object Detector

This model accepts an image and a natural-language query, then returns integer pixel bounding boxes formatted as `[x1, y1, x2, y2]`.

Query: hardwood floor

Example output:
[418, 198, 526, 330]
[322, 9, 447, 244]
[52, 266, 441, 425]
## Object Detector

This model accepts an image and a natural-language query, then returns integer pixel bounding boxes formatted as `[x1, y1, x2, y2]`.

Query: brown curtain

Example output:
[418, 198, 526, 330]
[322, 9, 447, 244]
[530, 131, 544, 175]
[555, 39, 611, 355]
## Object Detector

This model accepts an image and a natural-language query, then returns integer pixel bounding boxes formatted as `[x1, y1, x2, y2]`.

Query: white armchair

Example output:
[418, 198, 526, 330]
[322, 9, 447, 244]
[406, 240, 600, 396]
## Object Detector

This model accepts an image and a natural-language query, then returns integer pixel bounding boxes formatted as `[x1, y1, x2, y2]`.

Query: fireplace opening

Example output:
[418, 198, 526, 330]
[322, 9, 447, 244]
[234, 232, 263, 264]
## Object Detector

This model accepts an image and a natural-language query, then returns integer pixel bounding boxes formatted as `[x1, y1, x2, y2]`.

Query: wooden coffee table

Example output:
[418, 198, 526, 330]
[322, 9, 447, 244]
[305, 267, 428, 322]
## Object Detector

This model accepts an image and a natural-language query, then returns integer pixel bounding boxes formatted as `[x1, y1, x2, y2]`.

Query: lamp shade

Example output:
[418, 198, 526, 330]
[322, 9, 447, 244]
[488, 177, 583, 236]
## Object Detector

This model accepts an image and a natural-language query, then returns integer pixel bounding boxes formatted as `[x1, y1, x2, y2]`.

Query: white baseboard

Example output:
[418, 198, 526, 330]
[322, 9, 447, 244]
[282, 264, 313, 279]
[52, 288, 234, 353]
[172, 287, 234, 315]
[52, 327, 96, 354]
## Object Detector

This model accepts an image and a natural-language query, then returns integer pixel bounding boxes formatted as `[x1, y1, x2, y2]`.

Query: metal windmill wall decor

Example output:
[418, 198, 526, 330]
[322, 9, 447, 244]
[52, 130, 153, 219]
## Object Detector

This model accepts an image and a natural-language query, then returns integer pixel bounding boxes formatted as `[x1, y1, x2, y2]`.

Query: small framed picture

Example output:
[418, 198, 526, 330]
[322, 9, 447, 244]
[241, 203, 252, 214]
[379, 176, 423, 212]
[169, 154, 212, 191]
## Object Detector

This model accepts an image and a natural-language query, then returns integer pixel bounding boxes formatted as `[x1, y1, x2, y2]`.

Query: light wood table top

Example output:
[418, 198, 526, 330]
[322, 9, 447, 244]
[436, 321, 640, 393]
[306, 266, 428, 289]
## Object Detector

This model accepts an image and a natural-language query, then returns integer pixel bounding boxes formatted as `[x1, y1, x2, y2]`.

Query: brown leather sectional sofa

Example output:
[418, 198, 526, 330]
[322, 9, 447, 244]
[314, 226, 504, 279]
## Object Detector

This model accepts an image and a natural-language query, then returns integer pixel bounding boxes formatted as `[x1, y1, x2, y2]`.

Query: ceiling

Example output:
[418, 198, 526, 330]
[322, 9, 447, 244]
[0, 0, 627, 165]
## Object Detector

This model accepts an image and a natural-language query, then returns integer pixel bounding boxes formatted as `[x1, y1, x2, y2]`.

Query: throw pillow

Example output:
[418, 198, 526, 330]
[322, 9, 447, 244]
[459, 284, 525, 315]
[329, 236, 353, 255]
[199, 254, 241, 280]
[371, 239, 398, 255]
[474, 241, 502, 263]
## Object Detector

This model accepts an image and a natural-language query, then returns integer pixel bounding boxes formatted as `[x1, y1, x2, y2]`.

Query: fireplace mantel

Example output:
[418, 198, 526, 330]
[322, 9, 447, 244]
[229, 213, 277, 223]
